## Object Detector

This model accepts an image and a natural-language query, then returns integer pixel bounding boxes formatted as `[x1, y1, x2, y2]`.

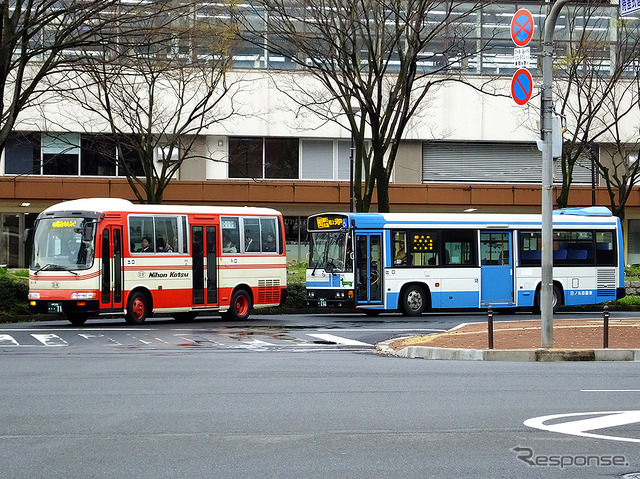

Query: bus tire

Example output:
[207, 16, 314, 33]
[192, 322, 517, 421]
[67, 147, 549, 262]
[126, 291, 149, 324]
[67, 313, 88, 326]
[533, 284, 562, 314]
[400, 285, 427, 316]
[228, 289, 252, 321]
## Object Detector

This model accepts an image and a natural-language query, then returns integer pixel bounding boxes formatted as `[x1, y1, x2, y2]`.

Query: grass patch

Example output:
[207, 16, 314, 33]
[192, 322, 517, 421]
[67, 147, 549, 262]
[287, 261, 307, 285]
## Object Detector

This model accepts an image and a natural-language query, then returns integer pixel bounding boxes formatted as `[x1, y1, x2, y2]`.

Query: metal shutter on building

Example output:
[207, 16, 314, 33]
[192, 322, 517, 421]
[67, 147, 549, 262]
[301, 140, 334, 179]
[422, 141, 592, 184]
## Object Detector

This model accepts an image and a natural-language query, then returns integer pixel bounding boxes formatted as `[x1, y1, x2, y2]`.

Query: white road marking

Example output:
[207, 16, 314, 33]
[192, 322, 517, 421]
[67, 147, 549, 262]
[0, 334, 18, 346]
[307, 333, 372, 346]
[582, 389, 640, 392]
[31, 334, 68, 347]
[240, 338, 276, 347]
[78, 334, 103, 340]
[524, 410, 640, 443]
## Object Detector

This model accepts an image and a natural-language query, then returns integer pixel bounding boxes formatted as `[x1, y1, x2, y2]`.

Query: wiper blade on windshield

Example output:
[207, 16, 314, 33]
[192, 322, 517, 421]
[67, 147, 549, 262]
[34, 264, 77, 275]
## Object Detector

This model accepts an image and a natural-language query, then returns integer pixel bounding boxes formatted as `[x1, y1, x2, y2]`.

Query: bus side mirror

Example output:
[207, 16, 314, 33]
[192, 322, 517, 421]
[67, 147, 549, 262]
[23, 228, 33, 244]
[83, 224, 93, 242]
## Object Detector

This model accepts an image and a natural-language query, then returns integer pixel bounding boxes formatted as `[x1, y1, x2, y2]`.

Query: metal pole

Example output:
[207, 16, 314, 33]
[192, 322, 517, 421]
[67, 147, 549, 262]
[487, 306, 494, 349]
[540, 0, 570, 349]
[603, 305, 610, 349]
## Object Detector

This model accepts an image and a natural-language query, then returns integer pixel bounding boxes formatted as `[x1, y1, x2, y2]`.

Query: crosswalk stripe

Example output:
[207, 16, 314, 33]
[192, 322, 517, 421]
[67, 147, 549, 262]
[0, 334, 18, 346]
[31, 334, 68, 347]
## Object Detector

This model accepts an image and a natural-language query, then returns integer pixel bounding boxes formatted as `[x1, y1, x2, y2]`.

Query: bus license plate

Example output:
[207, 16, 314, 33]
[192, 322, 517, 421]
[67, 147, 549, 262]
[48, 302, 63, 313]
[318, 298, 326, 307]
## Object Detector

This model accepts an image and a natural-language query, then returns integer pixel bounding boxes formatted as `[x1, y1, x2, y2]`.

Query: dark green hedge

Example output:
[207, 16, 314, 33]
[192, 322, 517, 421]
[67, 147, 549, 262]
[0, 277, 29, 315]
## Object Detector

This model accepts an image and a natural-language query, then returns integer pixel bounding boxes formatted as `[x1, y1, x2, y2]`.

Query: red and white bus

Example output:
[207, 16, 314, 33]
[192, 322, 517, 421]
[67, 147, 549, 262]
[25, 198, 287, 325]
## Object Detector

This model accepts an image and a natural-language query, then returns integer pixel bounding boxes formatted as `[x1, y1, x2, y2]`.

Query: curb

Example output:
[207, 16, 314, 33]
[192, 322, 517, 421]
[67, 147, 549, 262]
[376, 338, 640, 362]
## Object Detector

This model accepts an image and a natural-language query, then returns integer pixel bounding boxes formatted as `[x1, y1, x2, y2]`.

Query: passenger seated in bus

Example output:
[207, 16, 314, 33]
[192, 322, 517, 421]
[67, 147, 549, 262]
[138, 236, 153, 252]
[394, 241, 407, 265]
[156, 237, 173, 253]
[245, 232, 259, 252]
[223, 235, 238, 253]
[263, 233, 276, 252]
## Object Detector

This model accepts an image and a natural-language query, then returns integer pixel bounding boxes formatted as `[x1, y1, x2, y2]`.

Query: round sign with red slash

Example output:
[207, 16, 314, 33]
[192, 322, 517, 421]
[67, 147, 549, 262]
[511, 9, 534, 47]
[511, 68, 533, 105]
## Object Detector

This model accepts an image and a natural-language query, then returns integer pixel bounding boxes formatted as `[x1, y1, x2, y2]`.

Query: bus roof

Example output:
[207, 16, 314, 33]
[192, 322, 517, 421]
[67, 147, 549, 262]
[310, 208, 619, 229]
[40, 198, 282, 217]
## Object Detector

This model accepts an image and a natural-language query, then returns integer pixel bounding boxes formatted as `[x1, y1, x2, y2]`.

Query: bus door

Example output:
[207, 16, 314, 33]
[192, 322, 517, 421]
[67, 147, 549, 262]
[191, 225, 218, 306]
[355, 232, 382, 304]
[100, 225, 124, 310]
[480, 231, 514, 307]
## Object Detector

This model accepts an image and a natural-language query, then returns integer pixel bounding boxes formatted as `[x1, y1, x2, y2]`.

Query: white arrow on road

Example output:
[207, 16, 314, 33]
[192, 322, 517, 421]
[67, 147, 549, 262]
[524, 410, 640, 443]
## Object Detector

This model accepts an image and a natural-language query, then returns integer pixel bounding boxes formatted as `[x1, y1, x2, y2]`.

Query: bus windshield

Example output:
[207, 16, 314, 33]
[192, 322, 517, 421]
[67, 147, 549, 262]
[309, 231, 352, 273]
[31, 217, 95, 272]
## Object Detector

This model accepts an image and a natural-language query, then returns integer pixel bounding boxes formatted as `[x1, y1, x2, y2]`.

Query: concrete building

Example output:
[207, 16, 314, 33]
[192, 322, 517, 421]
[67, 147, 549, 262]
[2, 1, 640, 267]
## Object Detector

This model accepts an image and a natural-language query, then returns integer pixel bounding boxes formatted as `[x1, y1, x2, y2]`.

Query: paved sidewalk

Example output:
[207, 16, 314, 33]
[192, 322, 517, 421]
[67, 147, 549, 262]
[377, 318, 640, 361]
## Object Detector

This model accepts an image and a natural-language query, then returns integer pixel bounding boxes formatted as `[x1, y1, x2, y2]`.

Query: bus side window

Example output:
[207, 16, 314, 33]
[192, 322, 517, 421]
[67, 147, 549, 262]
[244, 218, 261, 253]
[154, 216, 177, 253]
[222, 217, 240, 254]
[394, 232, 407, 266]
[129, 216, 154, 253]
[261, 218, 277, 253]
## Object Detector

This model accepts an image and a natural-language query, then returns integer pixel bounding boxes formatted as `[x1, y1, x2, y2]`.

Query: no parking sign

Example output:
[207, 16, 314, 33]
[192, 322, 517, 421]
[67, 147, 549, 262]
[510, 9, 534, 105]
[511, 9, 535, 47]
[511, 68, 533, 106]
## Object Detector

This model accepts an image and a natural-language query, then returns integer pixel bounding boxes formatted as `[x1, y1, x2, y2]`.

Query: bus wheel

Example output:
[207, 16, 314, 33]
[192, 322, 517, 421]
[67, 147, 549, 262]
[533, 285, 562, 314]
[401, 285, 426, 316]
[228, 289, 252, 321]
[126, 291, 148, 324]
[67, 313, 88, 326]
[171, 312, 198, 322]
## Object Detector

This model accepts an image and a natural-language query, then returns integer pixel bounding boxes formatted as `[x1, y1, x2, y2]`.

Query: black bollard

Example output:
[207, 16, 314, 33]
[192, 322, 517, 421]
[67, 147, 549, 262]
[603, 305, 610, 349]
[488, 306, 494, 349]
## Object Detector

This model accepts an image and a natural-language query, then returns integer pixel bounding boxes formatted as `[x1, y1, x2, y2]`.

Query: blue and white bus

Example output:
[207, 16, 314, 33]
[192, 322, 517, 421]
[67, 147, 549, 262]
[305, 207, 625, 315]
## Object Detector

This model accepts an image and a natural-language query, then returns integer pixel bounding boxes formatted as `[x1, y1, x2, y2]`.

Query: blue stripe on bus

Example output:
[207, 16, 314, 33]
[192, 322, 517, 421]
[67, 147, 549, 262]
[307, 281, 333, 288]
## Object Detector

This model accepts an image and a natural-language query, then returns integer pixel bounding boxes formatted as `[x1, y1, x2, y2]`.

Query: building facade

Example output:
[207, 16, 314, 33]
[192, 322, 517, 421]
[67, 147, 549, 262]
[3, 1, 640, 267]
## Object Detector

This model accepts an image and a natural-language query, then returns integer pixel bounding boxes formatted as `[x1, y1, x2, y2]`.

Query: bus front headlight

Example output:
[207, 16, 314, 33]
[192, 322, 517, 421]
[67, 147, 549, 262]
[71, 292, 97, 300]
[28, 292, 40, 300]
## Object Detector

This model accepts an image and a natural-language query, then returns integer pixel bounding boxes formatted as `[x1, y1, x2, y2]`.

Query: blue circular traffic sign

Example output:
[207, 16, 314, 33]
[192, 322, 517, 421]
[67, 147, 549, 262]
[511, 9, 534, 47]
[511, 68, 533, 105]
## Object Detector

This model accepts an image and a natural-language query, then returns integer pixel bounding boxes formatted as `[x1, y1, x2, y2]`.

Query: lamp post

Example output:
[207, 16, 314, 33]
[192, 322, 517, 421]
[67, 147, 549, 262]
[540, 0, 570, 348]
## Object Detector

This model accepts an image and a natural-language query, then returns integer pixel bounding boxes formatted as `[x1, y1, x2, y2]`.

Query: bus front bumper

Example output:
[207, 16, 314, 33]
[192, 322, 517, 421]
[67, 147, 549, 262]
[306, 289, 355, 309]
[29, 299, 100, 315]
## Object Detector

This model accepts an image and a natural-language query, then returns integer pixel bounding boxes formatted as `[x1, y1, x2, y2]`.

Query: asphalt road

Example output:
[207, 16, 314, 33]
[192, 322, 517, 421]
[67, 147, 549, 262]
[1, 312, 639, 478]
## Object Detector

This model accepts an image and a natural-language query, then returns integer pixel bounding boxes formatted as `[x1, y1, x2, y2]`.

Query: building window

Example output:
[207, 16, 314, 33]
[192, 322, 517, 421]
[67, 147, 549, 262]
[229, 137, 299, 179]
[265, 137, 298, 178]
[229, 138, 262, 178]
[5, 133, 40, 174]
[42, 133, 80, 175]
[81, 135, 116, 176]
[118, 141, 145, 177]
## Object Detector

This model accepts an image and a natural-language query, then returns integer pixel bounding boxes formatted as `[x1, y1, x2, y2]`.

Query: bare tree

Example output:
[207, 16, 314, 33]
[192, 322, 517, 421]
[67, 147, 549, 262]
[0, 0, 124, 153]
[553, 2, 640, 213]
[232, 0, 491, 212]
[60, 1, 239, 204]
[594, 72, 640, 220]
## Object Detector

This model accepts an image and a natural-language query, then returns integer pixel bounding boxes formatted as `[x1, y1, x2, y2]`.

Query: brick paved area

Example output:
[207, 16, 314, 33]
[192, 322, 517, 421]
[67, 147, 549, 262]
[390, 319, 640, 351]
